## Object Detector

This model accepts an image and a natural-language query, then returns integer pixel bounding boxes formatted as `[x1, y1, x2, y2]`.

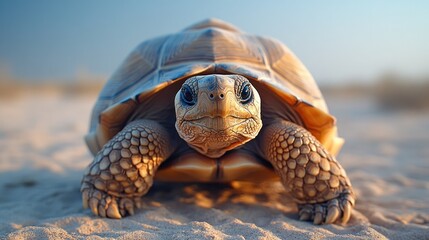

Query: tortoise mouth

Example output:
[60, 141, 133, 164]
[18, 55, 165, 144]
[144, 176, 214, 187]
[176, 116, 261, 158]
[186, 115, 250, 131]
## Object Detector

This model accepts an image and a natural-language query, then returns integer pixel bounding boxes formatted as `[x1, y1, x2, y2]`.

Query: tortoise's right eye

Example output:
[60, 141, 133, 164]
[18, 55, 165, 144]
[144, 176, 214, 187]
[181, 85, 195, 105]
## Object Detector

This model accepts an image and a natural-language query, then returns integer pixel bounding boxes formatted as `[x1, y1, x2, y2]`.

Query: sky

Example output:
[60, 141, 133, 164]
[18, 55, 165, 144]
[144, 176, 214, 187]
[0, 0, 428, 85]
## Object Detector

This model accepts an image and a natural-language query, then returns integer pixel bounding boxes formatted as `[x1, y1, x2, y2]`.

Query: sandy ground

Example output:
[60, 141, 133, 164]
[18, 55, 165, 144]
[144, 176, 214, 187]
[0, 91, 428, 239]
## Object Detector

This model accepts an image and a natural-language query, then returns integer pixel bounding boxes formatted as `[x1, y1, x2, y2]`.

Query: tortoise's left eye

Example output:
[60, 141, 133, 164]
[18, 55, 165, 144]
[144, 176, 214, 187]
[240, 84, 252, 104]
[181, 85, 195, 105]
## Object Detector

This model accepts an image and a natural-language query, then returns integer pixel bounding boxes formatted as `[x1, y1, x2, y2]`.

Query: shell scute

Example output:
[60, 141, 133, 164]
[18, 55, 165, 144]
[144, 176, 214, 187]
[86, 18, 343, 157]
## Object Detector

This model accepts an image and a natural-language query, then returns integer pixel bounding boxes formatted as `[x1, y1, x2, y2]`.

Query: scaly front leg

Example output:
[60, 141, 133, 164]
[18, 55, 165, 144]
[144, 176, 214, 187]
[261, 121, 355, 224]
[81, 120, 175, 218]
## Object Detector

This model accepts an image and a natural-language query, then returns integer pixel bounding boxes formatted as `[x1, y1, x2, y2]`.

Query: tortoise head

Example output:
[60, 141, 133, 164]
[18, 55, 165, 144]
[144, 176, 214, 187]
[174, 74, 262, 158]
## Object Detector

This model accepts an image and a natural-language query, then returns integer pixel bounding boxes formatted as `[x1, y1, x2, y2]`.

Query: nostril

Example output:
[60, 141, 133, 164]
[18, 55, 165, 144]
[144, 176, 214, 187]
[219, 93, 224, 99]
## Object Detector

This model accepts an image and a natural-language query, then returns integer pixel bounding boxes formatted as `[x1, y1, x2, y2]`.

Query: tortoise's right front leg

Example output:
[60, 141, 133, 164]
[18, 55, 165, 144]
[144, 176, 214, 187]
[81, 119, 175, 218]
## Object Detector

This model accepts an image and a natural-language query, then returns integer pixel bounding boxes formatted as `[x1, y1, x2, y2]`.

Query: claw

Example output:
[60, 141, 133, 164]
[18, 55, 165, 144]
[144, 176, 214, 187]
[82, 189, 89, 209]
[107, 201, 122, 219]
[313, 212, 323, 225]
[89, 198, 99, 216]
[119, 208, 126, 217]
[119, 198, 135, 216]
[313, 205, 324, 225]
[98, 204, 107, 218]
[299, 212, 311, 221]
[298, 205, 313, 221]
[341, 201, 351, 224]
[125, 201, 135, 215]
[325, 199, 340, 224]
[325, 206, 340, 224]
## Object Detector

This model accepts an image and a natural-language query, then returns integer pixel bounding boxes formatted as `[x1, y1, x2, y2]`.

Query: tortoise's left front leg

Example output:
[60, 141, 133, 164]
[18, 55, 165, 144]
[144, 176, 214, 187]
[261, 121, 355, 225]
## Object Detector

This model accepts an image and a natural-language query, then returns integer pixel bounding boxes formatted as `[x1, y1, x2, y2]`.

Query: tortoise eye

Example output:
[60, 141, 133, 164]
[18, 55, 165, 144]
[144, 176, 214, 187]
[240, 84, 252, 104]
[181, 85, 195, 105]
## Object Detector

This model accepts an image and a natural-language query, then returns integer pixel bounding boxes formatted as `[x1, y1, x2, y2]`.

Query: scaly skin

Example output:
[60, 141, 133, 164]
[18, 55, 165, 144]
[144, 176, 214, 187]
[261, 121, 355, 224]
[82, 74, 355, 224]
[81, 120, 175, 218]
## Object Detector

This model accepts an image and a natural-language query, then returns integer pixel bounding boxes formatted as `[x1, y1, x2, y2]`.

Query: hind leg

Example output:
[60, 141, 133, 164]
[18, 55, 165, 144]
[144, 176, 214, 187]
[81, 120, 176, 218]
[260, 121, 355, 225]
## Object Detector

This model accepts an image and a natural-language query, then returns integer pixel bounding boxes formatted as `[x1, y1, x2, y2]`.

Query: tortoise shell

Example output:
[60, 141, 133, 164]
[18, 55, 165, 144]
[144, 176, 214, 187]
[85, 19, 343, 181]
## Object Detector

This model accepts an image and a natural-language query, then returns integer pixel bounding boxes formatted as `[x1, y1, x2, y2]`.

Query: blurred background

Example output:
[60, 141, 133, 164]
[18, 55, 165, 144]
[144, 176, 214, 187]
[1, 0, 428, 110]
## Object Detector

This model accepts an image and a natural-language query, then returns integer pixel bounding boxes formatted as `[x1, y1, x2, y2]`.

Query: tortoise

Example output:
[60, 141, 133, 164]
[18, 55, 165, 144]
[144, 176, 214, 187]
[81, 18, 355, 225]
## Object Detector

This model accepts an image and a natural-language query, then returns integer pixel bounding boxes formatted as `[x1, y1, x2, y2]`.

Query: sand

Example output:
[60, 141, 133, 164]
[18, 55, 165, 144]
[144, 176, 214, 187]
[0, 91, 428, 239]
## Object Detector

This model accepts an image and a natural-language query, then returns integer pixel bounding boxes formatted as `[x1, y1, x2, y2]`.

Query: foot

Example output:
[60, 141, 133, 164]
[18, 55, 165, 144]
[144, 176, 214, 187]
[298, 189, 354, 224]
[81, 120, 175, 218]
[81, 187, 144, 218]
[261, 121, 355, 225]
